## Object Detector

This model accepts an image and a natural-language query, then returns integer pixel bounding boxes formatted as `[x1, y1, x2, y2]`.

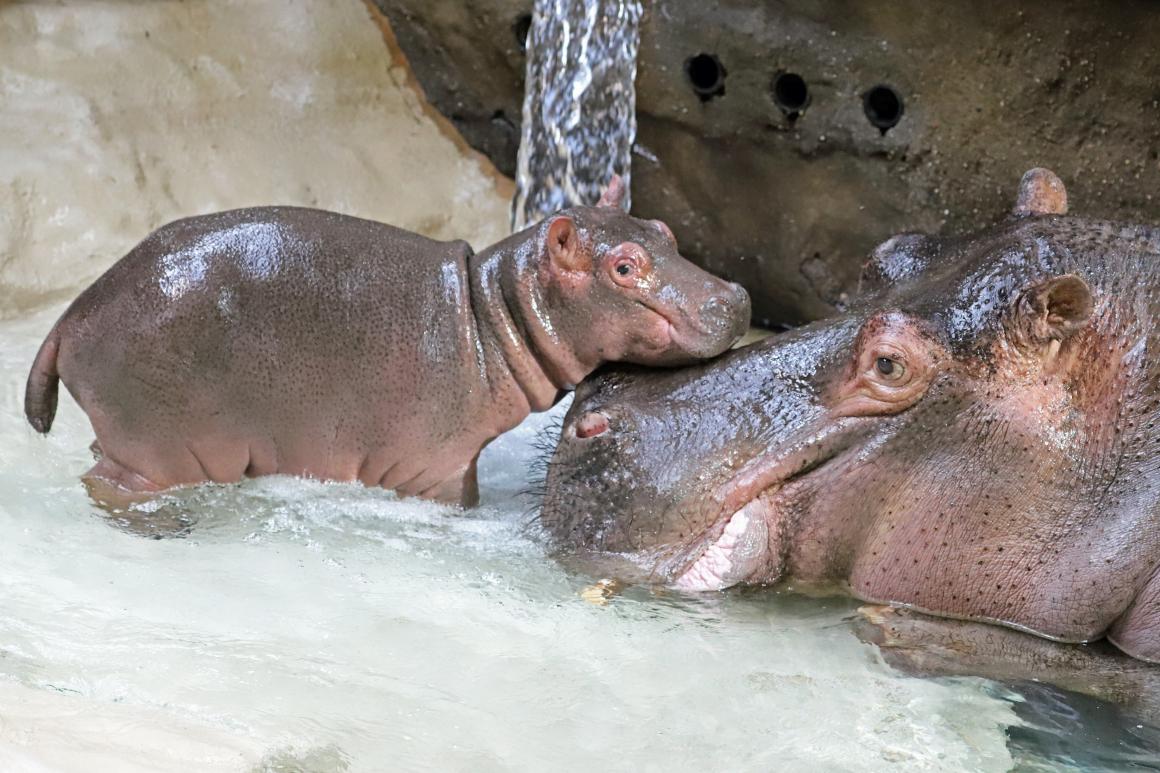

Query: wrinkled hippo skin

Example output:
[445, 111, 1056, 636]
[376, 0, 1160, 327]
[543, 170, 1160, 664]
[26, 179, 748, 507]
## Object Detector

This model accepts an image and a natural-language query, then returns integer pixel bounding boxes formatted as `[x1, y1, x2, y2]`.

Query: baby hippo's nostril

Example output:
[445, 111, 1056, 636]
[701, 296, 731, 320]
[575, 411, 611, 439]
[699, 286, 750, 336]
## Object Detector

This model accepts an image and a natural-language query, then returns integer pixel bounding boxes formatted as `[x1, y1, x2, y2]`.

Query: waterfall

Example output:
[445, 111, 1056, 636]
[512, 0, 643, 229]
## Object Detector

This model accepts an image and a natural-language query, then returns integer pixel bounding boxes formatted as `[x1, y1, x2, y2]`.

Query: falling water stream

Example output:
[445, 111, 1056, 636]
[512, 0, 643, 227]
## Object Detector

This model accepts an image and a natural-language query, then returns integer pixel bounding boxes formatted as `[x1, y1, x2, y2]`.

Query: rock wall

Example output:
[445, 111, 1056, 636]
[0, 0, 511, 317]
[379, 0, 1160, 326]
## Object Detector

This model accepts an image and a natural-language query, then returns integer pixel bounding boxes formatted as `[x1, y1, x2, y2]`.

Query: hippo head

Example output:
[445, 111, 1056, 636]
[527, 176, 750, 368]
[542, 170, 1160, 643]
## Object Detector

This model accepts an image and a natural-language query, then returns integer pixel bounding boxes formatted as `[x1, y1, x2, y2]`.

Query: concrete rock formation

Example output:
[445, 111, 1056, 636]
[377, 0, 1160, 326]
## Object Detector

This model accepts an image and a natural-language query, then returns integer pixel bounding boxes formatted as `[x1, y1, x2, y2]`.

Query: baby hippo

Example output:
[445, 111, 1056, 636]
[25, 178, 748, 506]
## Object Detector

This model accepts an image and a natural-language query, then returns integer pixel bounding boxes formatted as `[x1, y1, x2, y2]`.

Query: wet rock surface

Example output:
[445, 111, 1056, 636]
[376, 0, 1160, 326]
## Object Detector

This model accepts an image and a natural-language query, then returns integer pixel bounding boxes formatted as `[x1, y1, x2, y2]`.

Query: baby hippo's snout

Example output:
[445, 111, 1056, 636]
[701, 282, 749, 338]
[685, 281, 750, 357]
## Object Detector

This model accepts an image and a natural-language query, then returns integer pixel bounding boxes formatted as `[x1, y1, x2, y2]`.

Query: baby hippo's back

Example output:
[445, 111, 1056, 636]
[56, 207, 486, 496]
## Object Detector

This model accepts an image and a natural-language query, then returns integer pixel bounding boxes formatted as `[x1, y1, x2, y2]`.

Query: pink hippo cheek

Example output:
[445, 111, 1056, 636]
[637, 312, 677, 356]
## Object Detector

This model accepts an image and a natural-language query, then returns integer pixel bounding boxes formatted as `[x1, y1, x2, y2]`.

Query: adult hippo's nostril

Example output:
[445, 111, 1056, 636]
[575, 411, 611, 439]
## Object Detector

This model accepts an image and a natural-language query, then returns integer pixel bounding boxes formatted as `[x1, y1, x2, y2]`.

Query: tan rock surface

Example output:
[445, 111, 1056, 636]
[0, 0, 511, 317]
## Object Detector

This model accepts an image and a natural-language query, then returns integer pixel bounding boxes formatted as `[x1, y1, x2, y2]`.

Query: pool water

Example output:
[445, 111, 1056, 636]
[0, 307, 1155, 772]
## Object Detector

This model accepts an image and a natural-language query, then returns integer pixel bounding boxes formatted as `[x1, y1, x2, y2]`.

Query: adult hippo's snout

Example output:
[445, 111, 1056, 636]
[542, 170, 1160, 663]
[547, 319, 864, 587]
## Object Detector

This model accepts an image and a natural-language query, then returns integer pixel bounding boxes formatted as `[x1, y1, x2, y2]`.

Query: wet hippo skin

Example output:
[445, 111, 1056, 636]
[543, 169, 1160, 664]
[25, 178, 749, 507]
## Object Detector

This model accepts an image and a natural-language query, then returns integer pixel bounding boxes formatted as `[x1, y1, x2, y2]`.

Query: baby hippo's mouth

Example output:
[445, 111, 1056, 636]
[672, 496, 773, 592]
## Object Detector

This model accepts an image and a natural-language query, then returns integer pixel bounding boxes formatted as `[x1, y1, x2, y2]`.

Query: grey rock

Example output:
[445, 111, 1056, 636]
[376, 0, 1160, 326]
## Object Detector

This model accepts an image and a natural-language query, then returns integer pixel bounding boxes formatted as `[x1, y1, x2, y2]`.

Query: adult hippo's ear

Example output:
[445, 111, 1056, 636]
[1013, 168, 1068, 217]
[859, 233, 939, 293]
[546, 216, 591, 273]
[1010, 274, 1094, 348]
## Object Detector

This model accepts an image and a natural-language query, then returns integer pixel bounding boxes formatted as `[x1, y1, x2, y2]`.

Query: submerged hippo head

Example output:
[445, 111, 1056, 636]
[499, 176, 750, 372]
[543, 170, 1160, 652]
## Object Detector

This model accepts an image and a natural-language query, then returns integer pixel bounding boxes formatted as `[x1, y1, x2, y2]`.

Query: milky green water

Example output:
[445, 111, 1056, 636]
[0, 307, 1097, 772]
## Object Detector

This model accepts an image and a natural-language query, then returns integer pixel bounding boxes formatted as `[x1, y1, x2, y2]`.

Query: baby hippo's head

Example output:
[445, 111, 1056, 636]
[535, 177, 750, 367]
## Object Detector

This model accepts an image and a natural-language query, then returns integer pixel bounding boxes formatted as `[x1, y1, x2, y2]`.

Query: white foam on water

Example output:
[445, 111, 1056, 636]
[0, 308, 1021, 772]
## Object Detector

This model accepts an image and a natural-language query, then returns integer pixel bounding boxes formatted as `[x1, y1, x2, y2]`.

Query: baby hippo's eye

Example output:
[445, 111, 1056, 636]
[875, 356, 906, 380]
[606, 243, 650, 287]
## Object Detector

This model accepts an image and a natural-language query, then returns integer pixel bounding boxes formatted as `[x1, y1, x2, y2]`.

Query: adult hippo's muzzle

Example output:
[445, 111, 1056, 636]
[543, 317, 871, 589]
[541, 169, 1160, 662]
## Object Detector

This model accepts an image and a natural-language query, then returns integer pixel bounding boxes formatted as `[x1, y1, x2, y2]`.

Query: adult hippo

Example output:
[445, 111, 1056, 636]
[542, 170, 1160, 679]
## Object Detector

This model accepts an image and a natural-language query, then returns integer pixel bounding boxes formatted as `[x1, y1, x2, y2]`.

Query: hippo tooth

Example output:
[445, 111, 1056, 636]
[672, 499, 769, 592]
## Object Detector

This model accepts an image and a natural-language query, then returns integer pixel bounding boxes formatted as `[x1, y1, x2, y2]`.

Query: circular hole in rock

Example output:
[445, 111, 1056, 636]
[513, 13, 532, 52]
[771, 71, 809, 117]
[863, 84, 904, 133]
[685, 53, 726, 101]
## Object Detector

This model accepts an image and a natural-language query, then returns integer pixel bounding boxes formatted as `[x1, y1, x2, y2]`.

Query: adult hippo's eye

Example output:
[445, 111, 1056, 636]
[872, 354, 908, 384]
[833, 313, 940, 418]
[616, 262, 634, 277]
[875, 356, 906, 381]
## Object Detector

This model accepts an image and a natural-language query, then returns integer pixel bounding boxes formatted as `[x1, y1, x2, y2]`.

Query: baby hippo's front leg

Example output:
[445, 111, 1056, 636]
[392, 455, 481, 508]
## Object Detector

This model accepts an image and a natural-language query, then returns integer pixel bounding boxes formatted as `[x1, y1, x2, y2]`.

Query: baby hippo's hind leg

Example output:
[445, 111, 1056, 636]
[83, 457, 198, 539]
[83, 455, 164, 509]
[854, 606, 1160, 724]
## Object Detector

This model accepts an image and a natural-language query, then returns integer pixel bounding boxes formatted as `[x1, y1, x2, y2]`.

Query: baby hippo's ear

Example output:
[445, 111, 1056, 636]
[597, 175, 627, 210]
[547, 216, 590, 272]
[1012, 274, 1093, 345]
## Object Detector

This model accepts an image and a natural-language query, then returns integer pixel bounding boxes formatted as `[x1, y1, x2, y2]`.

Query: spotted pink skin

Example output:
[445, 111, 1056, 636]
[25, 197, 748, 507]
[543, 172, 1160, 663]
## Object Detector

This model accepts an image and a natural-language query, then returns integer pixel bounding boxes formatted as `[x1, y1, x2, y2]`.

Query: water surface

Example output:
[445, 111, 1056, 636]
[0, 308, 1150, 771]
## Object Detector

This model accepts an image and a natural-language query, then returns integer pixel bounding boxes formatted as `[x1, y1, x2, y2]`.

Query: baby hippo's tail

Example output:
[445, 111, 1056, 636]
[25, 323, 62, 434]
